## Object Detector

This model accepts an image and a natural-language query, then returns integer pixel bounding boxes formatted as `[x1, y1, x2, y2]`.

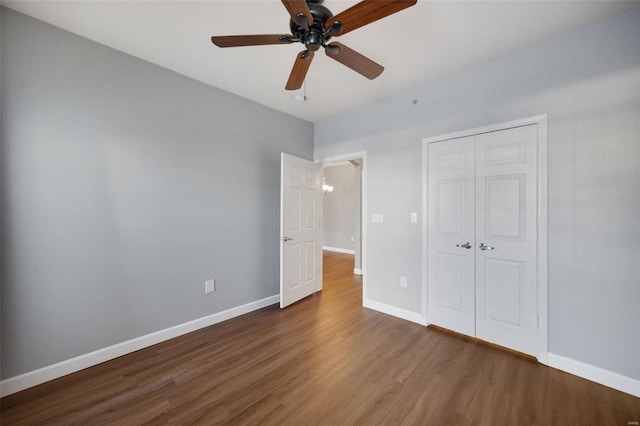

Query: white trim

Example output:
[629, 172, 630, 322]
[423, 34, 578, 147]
[536, 116, 549, 364]
[548, 353, 640, 398]
[421, 114, 548, 362]
[323, 246, 355, 255]
[316, 152, 367, 165]
[422, 115, 548, 145]
[317, 151, 367, 307]
[321, 161, 351, 168]
[354, 268, 363, 276]
[421, 136, 430, 328]
[0, 295, 279, 397]
[364, 298, 427, 326]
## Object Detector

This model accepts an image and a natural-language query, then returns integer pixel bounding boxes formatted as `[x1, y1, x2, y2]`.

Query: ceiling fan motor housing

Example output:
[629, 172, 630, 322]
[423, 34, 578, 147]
[289, 2, 335, 51]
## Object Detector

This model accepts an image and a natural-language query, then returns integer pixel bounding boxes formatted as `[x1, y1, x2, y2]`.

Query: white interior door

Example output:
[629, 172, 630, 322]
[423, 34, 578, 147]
[427, 137, 476, 336]
[475, 125, 538, 356]
[280, 153, 322, 308]
[426, 125, 539, 357]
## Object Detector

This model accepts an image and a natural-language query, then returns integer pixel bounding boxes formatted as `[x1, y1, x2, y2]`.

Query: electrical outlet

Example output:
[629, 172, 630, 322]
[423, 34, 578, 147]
[410, 212, 418, 223]
[400, 276, 407, 288]
[351, 236, 355, 242]
[205, 279, 215, 294]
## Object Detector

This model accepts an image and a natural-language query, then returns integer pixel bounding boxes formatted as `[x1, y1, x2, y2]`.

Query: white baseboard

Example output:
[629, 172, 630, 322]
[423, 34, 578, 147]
[354, 268, 363, 275]
[547, 353, 640, 398]
[0, 295, 279, 398]
[323, 246, 355, 255]
[363, 298, 427, 326]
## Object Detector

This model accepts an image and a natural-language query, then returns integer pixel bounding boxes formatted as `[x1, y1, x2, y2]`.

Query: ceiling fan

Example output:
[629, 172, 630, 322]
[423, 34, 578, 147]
[211, 0, 417, 90]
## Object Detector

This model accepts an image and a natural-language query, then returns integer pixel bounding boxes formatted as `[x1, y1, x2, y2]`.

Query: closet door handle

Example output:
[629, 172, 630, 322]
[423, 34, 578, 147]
[479, 243, 495, 250]
[456, 242, 472, 249]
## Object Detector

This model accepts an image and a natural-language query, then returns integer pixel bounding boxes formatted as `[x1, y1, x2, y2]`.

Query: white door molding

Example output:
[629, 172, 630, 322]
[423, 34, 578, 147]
[422, 115, 548, 363]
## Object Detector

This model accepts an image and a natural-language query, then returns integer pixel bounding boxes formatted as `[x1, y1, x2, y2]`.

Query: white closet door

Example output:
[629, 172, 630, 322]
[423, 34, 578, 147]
[427, 137, 476, 336]
[475, 125, 538, 356]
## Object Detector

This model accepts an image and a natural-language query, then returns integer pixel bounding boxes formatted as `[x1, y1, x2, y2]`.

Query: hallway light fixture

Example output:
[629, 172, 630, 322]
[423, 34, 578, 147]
[322, 177, 334, 196]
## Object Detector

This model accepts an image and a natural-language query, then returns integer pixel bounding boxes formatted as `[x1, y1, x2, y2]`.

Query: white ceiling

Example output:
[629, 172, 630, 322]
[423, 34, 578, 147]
[3, 0, 638, 123]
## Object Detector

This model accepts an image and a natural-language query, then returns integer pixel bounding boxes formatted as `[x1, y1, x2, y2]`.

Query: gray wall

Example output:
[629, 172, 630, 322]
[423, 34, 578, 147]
[322, 164, 355, 251]
[0, 8, 313, 379]
[315, 9, 640, 380]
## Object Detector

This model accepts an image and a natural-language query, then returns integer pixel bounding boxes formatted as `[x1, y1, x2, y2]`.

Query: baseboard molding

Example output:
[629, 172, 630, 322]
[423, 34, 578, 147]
[322, 246, 355, 255]
[354, 268, 363, 275]
[0, 294, 279, 398]
[547, 353, 640, 398]
[363, 298, 427, 326]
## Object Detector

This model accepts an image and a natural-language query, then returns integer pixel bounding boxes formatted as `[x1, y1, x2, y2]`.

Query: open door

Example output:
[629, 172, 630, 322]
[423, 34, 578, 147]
[280, 153, 323, 308]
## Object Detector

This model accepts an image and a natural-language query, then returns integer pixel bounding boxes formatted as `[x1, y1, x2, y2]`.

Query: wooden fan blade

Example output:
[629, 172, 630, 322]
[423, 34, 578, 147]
[211, 34, 293, 48]
[325, 42, 383, 80]
[281, 0, 313, 28]
[325, 0, 417, 36]
[286, 50, 314, 91]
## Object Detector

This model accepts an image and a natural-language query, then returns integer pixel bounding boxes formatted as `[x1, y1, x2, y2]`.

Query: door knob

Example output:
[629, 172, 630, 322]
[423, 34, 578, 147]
[456, 242, 472, 249]
[479, 243, 495, 250]
[281, 236, 293, 242]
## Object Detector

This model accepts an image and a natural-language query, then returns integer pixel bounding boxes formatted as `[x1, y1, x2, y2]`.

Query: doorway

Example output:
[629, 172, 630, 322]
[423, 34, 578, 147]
[319, 152, 367, 304]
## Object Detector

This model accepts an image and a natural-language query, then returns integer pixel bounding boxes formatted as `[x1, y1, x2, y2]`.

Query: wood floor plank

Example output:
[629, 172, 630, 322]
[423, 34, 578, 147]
[2, 250, 639, 425]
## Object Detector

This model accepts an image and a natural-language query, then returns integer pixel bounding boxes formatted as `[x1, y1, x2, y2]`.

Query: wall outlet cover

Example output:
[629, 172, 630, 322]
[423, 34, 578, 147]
[205, 279, 215, 294]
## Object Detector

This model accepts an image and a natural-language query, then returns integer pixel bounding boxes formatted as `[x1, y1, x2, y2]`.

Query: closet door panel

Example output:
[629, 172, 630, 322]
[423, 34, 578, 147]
[475, 125, 538, 356]
[427, 137, 476, 337]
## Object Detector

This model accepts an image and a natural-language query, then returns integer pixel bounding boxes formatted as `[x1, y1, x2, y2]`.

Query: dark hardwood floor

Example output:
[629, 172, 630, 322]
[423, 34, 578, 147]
[2, 251, 638, 425]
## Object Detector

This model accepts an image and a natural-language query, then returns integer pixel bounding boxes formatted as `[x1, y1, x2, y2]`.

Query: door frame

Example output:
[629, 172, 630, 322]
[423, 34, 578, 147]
[421, 115, 548, 364]
[317, 151, 368, 306]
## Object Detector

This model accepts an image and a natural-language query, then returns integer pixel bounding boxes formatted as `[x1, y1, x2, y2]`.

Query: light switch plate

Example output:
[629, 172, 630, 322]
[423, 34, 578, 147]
[371, 214, 383, 223]
[410, 212, 418, 223]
